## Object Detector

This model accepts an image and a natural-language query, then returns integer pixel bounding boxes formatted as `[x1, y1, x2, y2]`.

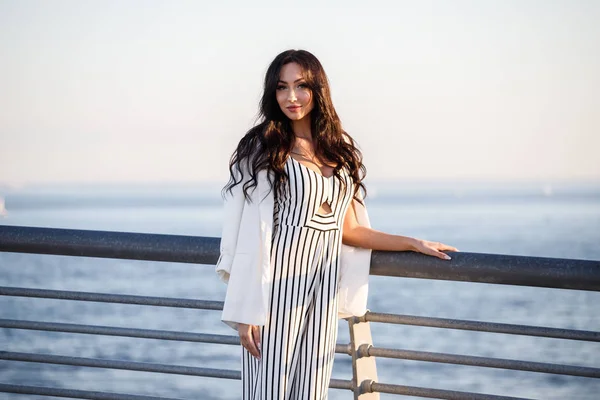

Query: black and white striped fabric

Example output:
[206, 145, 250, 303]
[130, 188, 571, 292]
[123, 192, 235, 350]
[242, 155, 355, 400]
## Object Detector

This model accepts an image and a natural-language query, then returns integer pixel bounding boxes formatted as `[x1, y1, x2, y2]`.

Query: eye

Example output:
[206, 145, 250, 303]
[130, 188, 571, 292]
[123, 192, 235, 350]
[298, 83, 308, 89]
[276, 85, 287, 91]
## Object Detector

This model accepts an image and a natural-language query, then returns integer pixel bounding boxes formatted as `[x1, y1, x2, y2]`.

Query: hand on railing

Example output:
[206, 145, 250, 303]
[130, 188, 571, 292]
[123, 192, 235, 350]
[411, 239, 458, 260]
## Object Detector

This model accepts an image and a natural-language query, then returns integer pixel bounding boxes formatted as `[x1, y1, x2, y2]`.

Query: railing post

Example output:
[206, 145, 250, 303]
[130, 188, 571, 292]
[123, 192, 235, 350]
[348, 314, 379, 400]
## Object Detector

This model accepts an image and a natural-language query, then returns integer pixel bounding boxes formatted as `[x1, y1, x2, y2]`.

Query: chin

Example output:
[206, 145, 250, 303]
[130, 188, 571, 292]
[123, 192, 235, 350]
[287, 113, 308, 121]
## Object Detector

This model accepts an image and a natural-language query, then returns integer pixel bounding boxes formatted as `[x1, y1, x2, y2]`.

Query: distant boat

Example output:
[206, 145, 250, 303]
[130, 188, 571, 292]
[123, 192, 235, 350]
[0, 196, 7, 217]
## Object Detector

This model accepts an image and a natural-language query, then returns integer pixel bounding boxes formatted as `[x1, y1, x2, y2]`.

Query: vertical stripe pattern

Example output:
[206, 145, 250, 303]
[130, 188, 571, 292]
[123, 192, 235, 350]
[242, 156, 355, 400]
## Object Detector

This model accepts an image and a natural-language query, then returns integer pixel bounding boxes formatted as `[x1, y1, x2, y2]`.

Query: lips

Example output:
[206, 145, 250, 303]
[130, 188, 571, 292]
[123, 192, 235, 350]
[287, 106, 301, 112]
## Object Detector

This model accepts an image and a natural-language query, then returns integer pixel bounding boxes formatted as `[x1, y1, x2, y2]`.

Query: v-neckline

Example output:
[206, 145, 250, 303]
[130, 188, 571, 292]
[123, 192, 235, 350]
[288, 155, 335, 179]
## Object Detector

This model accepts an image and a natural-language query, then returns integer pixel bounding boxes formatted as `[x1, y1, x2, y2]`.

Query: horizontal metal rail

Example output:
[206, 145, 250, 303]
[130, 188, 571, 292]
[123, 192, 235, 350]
[367, 381, 533, 400]
[362, 345, 600, 378]
[0, 351, 353, 390]
[364, 312, 600, 342]
[370, 249, 600, 291]
[0, 381, 354, 399]
[0, 318, 239, 345]
[0, 286, 223, 310]
[0, 383, 187, 400]
[0, 381, 353, 399]
[0, 351, 240, 379]
[1, 225, 599, 290]
[2, 289, 596, 345]
[0, 225, 220, 265]
[0, 318, 352, 355]
[330, 379, 354, 390]
[0, 365, 536, 400]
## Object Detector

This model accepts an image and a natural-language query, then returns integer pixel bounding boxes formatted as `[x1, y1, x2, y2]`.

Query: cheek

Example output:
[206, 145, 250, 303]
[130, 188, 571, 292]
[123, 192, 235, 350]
[299, 90, 312, 105]
[276, 92, 286, 108]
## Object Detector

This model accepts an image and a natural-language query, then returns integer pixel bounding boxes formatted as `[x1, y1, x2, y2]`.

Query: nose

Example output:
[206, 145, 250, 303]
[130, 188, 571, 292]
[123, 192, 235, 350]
[287, 88, 297, 102]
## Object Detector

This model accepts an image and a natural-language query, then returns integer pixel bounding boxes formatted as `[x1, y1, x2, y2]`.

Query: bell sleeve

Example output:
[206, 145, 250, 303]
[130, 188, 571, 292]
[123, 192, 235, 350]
[215, 163, 248, 283]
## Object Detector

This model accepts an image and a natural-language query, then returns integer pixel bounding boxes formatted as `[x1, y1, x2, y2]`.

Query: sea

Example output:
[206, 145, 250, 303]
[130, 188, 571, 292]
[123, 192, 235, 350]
[0, 180, 599, 400]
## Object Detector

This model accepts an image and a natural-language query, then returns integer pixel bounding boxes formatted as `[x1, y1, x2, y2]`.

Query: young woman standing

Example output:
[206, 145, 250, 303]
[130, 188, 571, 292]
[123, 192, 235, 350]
[216, 49, 457, 400]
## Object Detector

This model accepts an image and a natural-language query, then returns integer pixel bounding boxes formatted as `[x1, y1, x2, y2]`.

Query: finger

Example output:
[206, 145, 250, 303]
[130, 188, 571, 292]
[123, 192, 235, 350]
[431, 249, 451, 260]
[423, 246, 451, 260]
[252, 325, 262, 358]
[440, 243, 459, 252]
[430, 241, 458, 252]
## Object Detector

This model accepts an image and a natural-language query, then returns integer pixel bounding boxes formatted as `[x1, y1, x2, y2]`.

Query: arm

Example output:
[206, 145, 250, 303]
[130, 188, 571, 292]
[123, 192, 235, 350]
[342, 199, 458, 260]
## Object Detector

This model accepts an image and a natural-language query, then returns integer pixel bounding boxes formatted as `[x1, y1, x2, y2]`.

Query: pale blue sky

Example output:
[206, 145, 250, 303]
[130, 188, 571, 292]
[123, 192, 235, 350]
[0, 0, 598, 185]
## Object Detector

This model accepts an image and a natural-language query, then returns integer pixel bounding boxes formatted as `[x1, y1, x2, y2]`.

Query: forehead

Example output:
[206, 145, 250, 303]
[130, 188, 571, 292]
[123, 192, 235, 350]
[279, 62, 306, 82]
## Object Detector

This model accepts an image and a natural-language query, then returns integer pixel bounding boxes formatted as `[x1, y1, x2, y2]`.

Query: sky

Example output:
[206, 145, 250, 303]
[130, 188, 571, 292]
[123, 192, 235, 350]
[0, 0, 599, 186]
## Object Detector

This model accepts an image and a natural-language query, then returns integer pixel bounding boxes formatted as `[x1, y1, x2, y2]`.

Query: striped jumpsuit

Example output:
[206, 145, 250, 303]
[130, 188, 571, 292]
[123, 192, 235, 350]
[242, 155, 355, 400]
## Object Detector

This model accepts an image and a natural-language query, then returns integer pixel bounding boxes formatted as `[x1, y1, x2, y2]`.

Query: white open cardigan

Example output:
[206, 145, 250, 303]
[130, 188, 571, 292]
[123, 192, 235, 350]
[215, 163, 372, 330]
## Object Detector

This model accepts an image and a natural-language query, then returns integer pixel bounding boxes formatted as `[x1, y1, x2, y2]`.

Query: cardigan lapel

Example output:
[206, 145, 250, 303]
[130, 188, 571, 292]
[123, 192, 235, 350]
[256, 169, 275, 319]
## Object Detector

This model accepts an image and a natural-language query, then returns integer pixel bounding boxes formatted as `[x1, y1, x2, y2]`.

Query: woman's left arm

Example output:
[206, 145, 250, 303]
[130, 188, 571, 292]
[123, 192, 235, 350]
[342, 200, 458, 260]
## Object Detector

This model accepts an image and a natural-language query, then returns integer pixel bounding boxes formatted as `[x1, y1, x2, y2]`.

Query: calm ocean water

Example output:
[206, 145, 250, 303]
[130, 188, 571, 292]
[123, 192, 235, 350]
[0, 181, 599, 400]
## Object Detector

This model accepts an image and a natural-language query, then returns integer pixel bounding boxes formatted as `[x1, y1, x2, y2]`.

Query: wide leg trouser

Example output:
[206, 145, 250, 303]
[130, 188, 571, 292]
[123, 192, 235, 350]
[242, 226, 341, 400]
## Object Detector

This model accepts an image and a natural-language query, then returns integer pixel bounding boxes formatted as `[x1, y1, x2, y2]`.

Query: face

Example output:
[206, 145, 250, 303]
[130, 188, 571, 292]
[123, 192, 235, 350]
[276, 62, 314, 121]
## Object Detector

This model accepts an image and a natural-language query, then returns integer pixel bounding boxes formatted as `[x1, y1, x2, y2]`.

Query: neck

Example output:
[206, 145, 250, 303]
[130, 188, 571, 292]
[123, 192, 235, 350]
[291, 116, 312, 140]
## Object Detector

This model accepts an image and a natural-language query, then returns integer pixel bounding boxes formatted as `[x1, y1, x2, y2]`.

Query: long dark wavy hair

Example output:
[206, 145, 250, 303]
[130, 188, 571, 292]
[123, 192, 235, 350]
[223, 49, 367, 204]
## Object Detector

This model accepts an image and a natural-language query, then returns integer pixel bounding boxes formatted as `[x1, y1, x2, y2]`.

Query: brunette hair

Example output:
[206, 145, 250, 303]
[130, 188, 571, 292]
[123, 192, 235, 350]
[223, 49, 367, 203]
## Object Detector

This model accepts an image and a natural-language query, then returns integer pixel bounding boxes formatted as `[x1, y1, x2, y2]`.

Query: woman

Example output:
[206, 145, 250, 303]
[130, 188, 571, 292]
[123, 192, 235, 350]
[216, 49, 457, 400]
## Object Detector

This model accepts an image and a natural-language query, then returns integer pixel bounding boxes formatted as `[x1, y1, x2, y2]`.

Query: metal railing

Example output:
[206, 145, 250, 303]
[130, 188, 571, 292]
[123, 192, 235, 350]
[0, 225, 599, 400]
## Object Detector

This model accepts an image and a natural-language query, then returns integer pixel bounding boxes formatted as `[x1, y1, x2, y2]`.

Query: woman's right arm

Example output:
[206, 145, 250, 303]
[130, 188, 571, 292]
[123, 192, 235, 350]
[342, 200, 457, 259]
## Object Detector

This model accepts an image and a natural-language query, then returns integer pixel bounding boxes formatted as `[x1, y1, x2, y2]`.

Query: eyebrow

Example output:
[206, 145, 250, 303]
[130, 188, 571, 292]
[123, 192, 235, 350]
[277, 78, 306, 84]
